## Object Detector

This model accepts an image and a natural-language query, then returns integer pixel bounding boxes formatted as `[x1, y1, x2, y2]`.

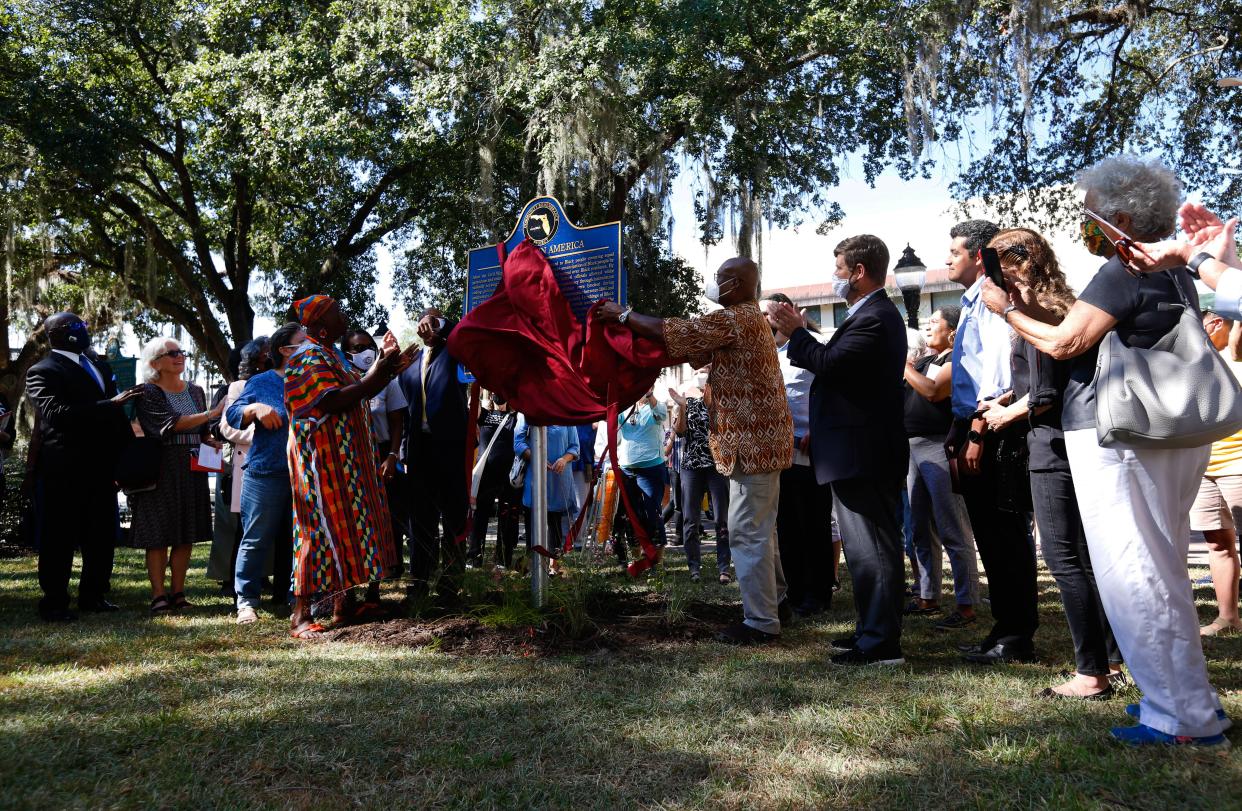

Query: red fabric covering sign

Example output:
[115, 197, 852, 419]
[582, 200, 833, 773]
[447, 238, 672, 575]
[447, 238, 670, 425]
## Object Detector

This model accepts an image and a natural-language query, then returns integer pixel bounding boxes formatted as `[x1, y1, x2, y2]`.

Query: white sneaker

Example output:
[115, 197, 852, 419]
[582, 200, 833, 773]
[236, 606, 258, 625]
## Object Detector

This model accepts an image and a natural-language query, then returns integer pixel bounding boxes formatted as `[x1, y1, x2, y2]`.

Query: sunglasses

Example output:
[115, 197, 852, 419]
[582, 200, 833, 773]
[1083, 207, 1142, 277]
[158, 349, 190, 360]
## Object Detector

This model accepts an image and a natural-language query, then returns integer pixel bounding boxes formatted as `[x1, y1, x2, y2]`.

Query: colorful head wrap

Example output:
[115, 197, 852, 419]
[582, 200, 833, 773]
[294, 294, 336, 327]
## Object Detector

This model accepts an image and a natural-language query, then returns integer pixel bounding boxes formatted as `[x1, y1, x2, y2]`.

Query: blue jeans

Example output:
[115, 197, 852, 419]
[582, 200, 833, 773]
[234, 472, 293, 610]
[622, 463, 669, 547]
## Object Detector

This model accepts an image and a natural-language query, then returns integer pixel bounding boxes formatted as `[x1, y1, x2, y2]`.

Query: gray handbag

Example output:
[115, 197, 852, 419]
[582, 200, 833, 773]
[1094, 271, 1242, 449]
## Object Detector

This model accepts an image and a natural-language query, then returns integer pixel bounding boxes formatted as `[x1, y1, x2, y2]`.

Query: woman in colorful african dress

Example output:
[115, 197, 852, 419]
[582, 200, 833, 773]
[285, 294, 412, 639]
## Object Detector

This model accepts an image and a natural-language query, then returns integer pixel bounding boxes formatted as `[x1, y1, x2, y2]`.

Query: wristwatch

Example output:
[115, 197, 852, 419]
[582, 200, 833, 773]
[967, 429, 983, 444]
[1188, 251, 1215, 279]
[618, 307, 633, 324]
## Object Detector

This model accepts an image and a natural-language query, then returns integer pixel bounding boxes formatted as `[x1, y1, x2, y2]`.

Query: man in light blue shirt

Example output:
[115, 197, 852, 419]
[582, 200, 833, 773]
[943, 219, 1039, 665]
[763, 292, 835, 616]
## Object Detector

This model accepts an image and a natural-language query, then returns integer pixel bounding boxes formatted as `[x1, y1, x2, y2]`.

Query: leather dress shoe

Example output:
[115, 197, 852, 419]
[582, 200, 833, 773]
[716, 621, 779, 646]
[39, 608, 78, 623]
[79, 598, 120, 613]
[962, 642, 1037, 665]
[830, 636, 858, 651]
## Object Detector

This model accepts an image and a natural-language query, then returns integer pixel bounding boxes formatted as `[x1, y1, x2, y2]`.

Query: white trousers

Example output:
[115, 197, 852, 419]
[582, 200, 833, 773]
[1064, 429, 1224, 737]
[728, 470, 787, 635]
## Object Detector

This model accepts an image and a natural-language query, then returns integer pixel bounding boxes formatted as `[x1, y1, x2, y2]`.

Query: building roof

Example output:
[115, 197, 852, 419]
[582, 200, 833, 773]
[765, 267, 958, 306]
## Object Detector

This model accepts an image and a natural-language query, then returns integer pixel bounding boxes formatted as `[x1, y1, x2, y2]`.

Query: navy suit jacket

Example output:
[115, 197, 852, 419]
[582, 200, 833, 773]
[25, 351, 130, 480]
[398, 318, 468, 452]
[786, 292, 909, 485]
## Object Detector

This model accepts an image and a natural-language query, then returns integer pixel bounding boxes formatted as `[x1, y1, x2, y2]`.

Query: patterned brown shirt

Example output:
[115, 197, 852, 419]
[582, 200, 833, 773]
[663, 301, 793, 475]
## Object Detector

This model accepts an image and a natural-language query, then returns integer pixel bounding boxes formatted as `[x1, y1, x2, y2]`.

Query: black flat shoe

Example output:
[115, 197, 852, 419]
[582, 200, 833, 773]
[963, 642, 1037, 665]
[716, 621, 779, 646]
[831, 646, 905, 666]
[1037, 685, 1114, 701]
[79, 599, 120, 613]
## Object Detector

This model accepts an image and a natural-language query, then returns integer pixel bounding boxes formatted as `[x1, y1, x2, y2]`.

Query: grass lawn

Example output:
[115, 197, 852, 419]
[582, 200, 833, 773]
[2, 544, 1242, 810]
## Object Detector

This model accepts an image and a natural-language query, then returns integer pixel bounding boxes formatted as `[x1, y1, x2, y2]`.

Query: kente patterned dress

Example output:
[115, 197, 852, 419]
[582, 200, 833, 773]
[285, 338, 396, 596]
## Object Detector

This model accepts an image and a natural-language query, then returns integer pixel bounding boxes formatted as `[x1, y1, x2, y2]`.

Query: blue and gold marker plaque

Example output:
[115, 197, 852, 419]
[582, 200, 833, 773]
[459, 196, 624, 382]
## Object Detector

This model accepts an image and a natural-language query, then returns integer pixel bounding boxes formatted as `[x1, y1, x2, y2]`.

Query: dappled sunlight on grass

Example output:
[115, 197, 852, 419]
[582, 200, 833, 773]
[2, 546, 1242, 808]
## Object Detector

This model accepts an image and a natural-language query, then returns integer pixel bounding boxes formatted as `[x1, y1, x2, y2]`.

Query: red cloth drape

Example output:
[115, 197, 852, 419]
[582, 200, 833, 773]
[447, 238, 672, 574]
[447, 239, 671, 425]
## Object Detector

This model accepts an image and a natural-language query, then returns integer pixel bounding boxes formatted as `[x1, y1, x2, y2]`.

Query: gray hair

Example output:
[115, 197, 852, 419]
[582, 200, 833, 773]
[140, 336, 179, 383]
[1076, 155, 1183, 239]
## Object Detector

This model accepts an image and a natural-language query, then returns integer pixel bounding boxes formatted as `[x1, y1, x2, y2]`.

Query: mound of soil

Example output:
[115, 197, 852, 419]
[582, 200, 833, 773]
[325, 591, 740, 657]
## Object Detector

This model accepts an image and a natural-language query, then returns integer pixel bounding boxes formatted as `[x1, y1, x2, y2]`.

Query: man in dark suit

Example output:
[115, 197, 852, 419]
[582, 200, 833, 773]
[25, 312, 140, 621]
[398, 308, 469, 603]
[769, 235, 909, 665]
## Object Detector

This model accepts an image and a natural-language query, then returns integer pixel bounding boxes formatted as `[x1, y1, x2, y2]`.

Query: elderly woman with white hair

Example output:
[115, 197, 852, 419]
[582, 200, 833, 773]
[980, 155, 1229, 747]
[129, 337, 223, 615]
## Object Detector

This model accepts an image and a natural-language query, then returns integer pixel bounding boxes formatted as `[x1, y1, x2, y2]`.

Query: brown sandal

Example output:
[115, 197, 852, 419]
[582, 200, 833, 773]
[149, 594, 173, 616]
[170, 591, 192, 610]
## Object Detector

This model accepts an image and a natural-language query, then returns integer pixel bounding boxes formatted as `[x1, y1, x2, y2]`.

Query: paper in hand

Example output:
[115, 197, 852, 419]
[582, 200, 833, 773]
[191, 443, 224, 473]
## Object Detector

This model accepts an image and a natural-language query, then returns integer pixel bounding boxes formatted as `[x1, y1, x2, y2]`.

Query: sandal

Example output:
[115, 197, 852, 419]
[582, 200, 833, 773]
[170, 591, 192, 610]
[354, 601, 388, 621]
[1200, 617, 1242, 637]
[289, 622, 328, 640]
[149, 594, 173, 616]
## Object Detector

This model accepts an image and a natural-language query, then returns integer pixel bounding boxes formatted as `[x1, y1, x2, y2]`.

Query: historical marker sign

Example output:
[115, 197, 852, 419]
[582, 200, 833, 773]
[460, 196, 624, 382]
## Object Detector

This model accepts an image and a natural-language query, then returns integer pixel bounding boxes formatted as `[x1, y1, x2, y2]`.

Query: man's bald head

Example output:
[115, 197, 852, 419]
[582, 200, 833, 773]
[715, 257, 759, 305]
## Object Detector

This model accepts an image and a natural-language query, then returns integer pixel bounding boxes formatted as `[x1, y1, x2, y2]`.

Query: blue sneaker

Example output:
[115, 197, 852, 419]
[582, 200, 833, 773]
[1125, 703, 1232, 730]
[1112, 722, 1230, 747]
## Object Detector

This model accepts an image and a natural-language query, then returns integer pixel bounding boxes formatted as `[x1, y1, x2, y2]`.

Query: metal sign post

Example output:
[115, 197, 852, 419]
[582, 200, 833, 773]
[530, 425, 548, 608]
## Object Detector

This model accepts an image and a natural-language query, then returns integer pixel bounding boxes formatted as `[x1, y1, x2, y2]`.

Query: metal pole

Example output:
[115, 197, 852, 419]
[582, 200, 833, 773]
[530, 425, 548, 608]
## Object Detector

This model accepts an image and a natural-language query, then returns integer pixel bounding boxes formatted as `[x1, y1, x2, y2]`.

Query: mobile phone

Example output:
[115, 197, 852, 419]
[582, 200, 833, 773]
[979, 247, 1007, 292]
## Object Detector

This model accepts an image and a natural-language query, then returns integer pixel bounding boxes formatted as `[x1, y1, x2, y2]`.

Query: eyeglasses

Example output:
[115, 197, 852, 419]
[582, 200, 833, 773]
[158, 349, 190, 360]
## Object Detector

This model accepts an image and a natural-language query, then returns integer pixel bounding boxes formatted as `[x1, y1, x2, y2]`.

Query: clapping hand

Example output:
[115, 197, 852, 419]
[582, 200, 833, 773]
[668, 386, 687, 407]
[767, 302, 807, 336]
[111, 385, 144, 405]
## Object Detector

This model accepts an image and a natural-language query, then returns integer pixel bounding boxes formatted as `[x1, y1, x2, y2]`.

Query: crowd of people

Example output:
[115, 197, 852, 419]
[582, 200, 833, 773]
[20, 153, 1242, 749]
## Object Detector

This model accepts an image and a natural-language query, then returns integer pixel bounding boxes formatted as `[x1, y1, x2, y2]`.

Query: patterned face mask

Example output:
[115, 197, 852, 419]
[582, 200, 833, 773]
[1080, 219, 1112, 257]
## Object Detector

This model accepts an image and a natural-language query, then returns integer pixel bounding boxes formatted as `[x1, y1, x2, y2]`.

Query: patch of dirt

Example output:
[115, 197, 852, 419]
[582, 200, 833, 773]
[325, 592, 740, 657]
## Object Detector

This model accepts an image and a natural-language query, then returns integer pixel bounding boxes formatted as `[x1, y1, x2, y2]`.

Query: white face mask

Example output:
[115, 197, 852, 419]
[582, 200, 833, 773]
[832, 272, 854, 301]
[704, 277, 721, 304]
[349, 349, 377, 370]
[694, 373, 708, 388]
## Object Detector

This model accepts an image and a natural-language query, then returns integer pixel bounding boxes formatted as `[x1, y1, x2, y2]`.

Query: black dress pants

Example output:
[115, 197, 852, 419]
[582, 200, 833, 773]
[470, 471, 522, 567]
[1030, 467, 1121, 675]
[36, 475, 118, 612]
[406, 431, 467, 593]
[831, 475, 905, 655]
[777, 464, 834, 612]
[955, 429, 1039, 649]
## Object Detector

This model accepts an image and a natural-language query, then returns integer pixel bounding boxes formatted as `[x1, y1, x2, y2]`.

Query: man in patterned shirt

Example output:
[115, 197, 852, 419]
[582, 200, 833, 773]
[598, 257, 794, 644]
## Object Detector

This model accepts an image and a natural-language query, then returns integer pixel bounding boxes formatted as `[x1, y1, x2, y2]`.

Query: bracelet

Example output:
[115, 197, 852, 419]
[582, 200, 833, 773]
[1188, 251, 1215, 279]
[1002, 304, 1016, 321]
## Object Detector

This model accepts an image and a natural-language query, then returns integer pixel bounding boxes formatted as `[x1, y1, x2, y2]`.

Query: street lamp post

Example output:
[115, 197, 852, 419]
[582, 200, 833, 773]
[893, 244, 927, 331]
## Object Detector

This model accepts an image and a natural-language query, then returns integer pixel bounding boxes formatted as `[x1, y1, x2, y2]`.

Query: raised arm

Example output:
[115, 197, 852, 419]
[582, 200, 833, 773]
[981, 280, 1117, 361]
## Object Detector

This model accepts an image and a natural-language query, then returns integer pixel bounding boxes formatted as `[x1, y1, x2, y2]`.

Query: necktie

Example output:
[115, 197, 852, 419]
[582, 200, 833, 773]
[421, 348, 433, 431]
[80, 355, 104, 391]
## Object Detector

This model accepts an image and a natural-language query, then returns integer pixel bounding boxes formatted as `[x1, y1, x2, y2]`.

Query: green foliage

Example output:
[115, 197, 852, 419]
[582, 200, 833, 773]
[4, 0, 1240, 356]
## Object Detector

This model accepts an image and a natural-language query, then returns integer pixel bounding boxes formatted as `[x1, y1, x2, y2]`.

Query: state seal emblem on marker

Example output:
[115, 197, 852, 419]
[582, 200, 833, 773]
[523, 201, 560, 246]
